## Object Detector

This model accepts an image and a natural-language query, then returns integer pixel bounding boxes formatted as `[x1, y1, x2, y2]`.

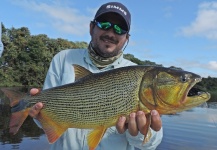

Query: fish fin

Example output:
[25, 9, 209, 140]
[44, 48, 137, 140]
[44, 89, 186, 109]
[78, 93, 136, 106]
[9, 108, 30, 134]
[73, 64, 92, 81]
[2, 88, 29, 135]
[87, 126, 107, 150]
[142, 113, 152, 144]
[37, 110, 67, 144]
[1, 88, 25, 107]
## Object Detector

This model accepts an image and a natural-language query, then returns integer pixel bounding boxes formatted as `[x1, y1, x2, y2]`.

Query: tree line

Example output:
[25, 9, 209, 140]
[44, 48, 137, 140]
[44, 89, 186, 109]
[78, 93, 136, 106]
[0, 24, 216, 101]
[0, 24, 87, 86]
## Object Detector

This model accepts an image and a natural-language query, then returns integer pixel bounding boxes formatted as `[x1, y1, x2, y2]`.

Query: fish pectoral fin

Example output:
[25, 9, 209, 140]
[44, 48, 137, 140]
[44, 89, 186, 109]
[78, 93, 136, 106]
[37, 111, 67, 144]
[72, 64, 92, 81]
[87, 126, 107, 150]
[9, 108, 30, 134]
[142, 113, 152, 144]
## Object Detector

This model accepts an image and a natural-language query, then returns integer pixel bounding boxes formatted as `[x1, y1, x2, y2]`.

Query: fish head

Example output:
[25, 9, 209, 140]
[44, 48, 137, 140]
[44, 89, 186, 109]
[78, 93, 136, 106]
[140, 67, 210, 114]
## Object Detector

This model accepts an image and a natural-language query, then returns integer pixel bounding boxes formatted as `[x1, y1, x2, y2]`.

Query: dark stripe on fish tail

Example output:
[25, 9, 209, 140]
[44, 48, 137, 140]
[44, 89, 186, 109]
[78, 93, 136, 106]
[11, 100, 29, 113]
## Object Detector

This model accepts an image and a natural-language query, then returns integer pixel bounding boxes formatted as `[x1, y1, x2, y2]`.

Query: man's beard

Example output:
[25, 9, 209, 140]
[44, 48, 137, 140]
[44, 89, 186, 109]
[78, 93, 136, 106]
[92, 35, 122, 58]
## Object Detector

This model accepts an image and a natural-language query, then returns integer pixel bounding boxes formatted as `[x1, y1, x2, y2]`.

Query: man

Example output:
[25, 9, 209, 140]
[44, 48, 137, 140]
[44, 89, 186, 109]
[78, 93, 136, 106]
[29, 2, 163, 150]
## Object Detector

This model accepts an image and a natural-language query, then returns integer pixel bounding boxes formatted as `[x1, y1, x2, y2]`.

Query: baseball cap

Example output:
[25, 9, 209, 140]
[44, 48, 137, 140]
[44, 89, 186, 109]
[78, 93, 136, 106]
[94, 2, 131, 31]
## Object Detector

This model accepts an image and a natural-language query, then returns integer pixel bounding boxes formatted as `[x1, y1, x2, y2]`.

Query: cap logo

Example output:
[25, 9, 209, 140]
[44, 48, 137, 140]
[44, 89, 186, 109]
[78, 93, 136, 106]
[106, 5, 127, 16]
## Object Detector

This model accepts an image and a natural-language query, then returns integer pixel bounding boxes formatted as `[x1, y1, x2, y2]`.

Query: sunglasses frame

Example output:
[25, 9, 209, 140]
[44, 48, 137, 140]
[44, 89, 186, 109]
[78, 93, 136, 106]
[92, 20, 128, 35]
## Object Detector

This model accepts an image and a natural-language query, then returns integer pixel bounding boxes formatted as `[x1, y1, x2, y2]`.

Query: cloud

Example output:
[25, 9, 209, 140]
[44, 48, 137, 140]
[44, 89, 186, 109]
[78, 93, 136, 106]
[161, 59, 217, 77]
[208, 61, 217, 71]
[164, 59, 200, 69]
[172, 59, 217, 72]
[179, 2, 217, 40]
[10, 0, 94, 36]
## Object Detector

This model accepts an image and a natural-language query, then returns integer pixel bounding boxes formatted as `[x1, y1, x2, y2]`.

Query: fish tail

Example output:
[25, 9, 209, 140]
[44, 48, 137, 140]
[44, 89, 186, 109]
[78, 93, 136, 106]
[9, 108, 30, 134]
[1, 88, 29, 134]
[1, 88, 26, 107]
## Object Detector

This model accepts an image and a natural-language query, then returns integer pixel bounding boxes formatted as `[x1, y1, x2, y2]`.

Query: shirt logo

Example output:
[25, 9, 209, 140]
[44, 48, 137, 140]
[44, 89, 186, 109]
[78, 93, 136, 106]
[106, 5, 127, 16]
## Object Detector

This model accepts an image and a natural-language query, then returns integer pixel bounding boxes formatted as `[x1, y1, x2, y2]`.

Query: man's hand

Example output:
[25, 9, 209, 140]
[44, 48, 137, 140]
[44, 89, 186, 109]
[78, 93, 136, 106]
[28, 88, 43, 119]
[116, 110, 162, 136]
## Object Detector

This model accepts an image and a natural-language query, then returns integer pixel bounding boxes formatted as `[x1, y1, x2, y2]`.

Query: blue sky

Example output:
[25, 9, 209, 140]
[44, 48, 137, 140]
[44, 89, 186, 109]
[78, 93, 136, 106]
[1, 0, 217, 77]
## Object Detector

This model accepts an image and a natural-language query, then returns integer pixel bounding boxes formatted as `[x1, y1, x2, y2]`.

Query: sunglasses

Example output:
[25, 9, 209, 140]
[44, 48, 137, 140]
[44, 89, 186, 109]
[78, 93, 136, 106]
[93, 20, 128, 35]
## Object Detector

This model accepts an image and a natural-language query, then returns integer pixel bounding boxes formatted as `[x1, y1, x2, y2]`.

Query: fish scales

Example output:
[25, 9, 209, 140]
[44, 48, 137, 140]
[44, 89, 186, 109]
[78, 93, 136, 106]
[27, 67, 145, 128]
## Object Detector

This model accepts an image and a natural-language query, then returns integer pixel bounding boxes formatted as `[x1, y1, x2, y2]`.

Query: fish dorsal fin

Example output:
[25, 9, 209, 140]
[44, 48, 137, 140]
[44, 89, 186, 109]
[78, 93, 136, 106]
[87, 126, 107, 150]
[1, 88, 25, 107]
[73, 64, 92, 81]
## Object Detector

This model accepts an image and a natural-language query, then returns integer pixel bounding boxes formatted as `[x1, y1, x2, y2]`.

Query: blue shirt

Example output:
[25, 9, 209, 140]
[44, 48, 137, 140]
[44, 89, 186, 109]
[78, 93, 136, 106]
[39, 49, 163, 150]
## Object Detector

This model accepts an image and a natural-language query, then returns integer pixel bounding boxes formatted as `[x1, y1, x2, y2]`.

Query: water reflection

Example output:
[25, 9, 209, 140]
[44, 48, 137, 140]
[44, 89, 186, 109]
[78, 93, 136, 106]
[0, 87, 49, 150]
[1, 87, 217, 150]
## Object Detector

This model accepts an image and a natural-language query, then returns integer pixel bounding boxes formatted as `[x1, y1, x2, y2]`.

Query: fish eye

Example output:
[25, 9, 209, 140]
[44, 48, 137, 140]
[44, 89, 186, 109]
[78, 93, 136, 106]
[180, 74, 190, 83]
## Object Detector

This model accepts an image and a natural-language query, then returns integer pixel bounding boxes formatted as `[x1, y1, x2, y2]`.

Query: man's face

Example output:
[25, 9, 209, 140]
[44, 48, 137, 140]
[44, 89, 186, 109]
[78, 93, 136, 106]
[90, 13, 129, 58]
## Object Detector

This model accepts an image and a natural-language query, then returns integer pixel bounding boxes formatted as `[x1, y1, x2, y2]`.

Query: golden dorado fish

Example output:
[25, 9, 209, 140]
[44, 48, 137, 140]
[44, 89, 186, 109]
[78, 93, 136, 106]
[2, 65, 210, 150]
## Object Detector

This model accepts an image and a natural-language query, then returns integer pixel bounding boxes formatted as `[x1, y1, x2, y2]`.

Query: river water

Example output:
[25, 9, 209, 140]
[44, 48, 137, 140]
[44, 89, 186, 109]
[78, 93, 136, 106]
[156, 105, 217, 150]
[0, 88, 217, 150]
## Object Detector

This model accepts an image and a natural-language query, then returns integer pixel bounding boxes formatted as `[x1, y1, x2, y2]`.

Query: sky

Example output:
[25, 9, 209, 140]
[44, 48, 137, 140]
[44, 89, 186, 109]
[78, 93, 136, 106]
[0, 0, 217, 77]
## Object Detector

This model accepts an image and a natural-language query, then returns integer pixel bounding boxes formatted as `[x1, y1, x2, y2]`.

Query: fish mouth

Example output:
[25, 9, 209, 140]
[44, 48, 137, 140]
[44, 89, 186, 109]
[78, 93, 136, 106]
[187, 86, 206, 97]
[185, 85, 211, 104]
[181, 75, 210, 105]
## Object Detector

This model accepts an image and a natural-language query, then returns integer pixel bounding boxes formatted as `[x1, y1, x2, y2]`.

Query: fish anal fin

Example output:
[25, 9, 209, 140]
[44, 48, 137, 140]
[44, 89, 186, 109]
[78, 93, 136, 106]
[9, 108, 30, 134]
[37, 110, 68, 144]
[72, 64, 92, 81]
[142, 113, 152, 144]
[1, 88, 25, 107]
[143, 128, 152, 144]
[88, 126, 107, 150]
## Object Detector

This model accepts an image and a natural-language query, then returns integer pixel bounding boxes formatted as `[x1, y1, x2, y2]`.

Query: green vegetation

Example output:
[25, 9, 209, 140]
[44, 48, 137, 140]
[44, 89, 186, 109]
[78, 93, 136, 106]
[195, 77, 217, 102]
[124, 54, 163, 66]
[0, 24, 216, 102]
[0, 24, 88, 87]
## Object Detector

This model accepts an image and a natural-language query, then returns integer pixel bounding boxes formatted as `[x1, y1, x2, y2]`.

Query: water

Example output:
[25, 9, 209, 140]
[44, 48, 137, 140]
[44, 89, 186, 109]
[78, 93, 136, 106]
[1, 88, 217, 150]
[156, 106, 217, 150]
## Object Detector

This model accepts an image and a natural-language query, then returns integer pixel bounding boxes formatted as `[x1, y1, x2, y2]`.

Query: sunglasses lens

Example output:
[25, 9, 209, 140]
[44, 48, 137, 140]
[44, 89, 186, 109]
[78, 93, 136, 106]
[97, 22, 111, 30]
[114, 25, 127, 35]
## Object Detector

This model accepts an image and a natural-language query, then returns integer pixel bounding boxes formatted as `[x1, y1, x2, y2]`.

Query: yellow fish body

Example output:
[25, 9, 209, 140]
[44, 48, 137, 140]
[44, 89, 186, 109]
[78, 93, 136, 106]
[2, 65, 210, 150]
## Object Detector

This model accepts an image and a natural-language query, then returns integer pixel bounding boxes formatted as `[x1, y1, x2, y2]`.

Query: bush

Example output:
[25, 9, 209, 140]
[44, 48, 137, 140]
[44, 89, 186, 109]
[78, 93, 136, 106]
[208, 90, 217, 102]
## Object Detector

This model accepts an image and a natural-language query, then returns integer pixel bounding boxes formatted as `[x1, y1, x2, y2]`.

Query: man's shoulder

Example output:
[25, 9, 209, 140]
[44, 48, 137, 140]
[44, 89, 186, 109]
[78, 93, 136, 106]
[120, 57, 137, 66]
[57, 49, 87, 56]
[53, 49, 87, 60]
